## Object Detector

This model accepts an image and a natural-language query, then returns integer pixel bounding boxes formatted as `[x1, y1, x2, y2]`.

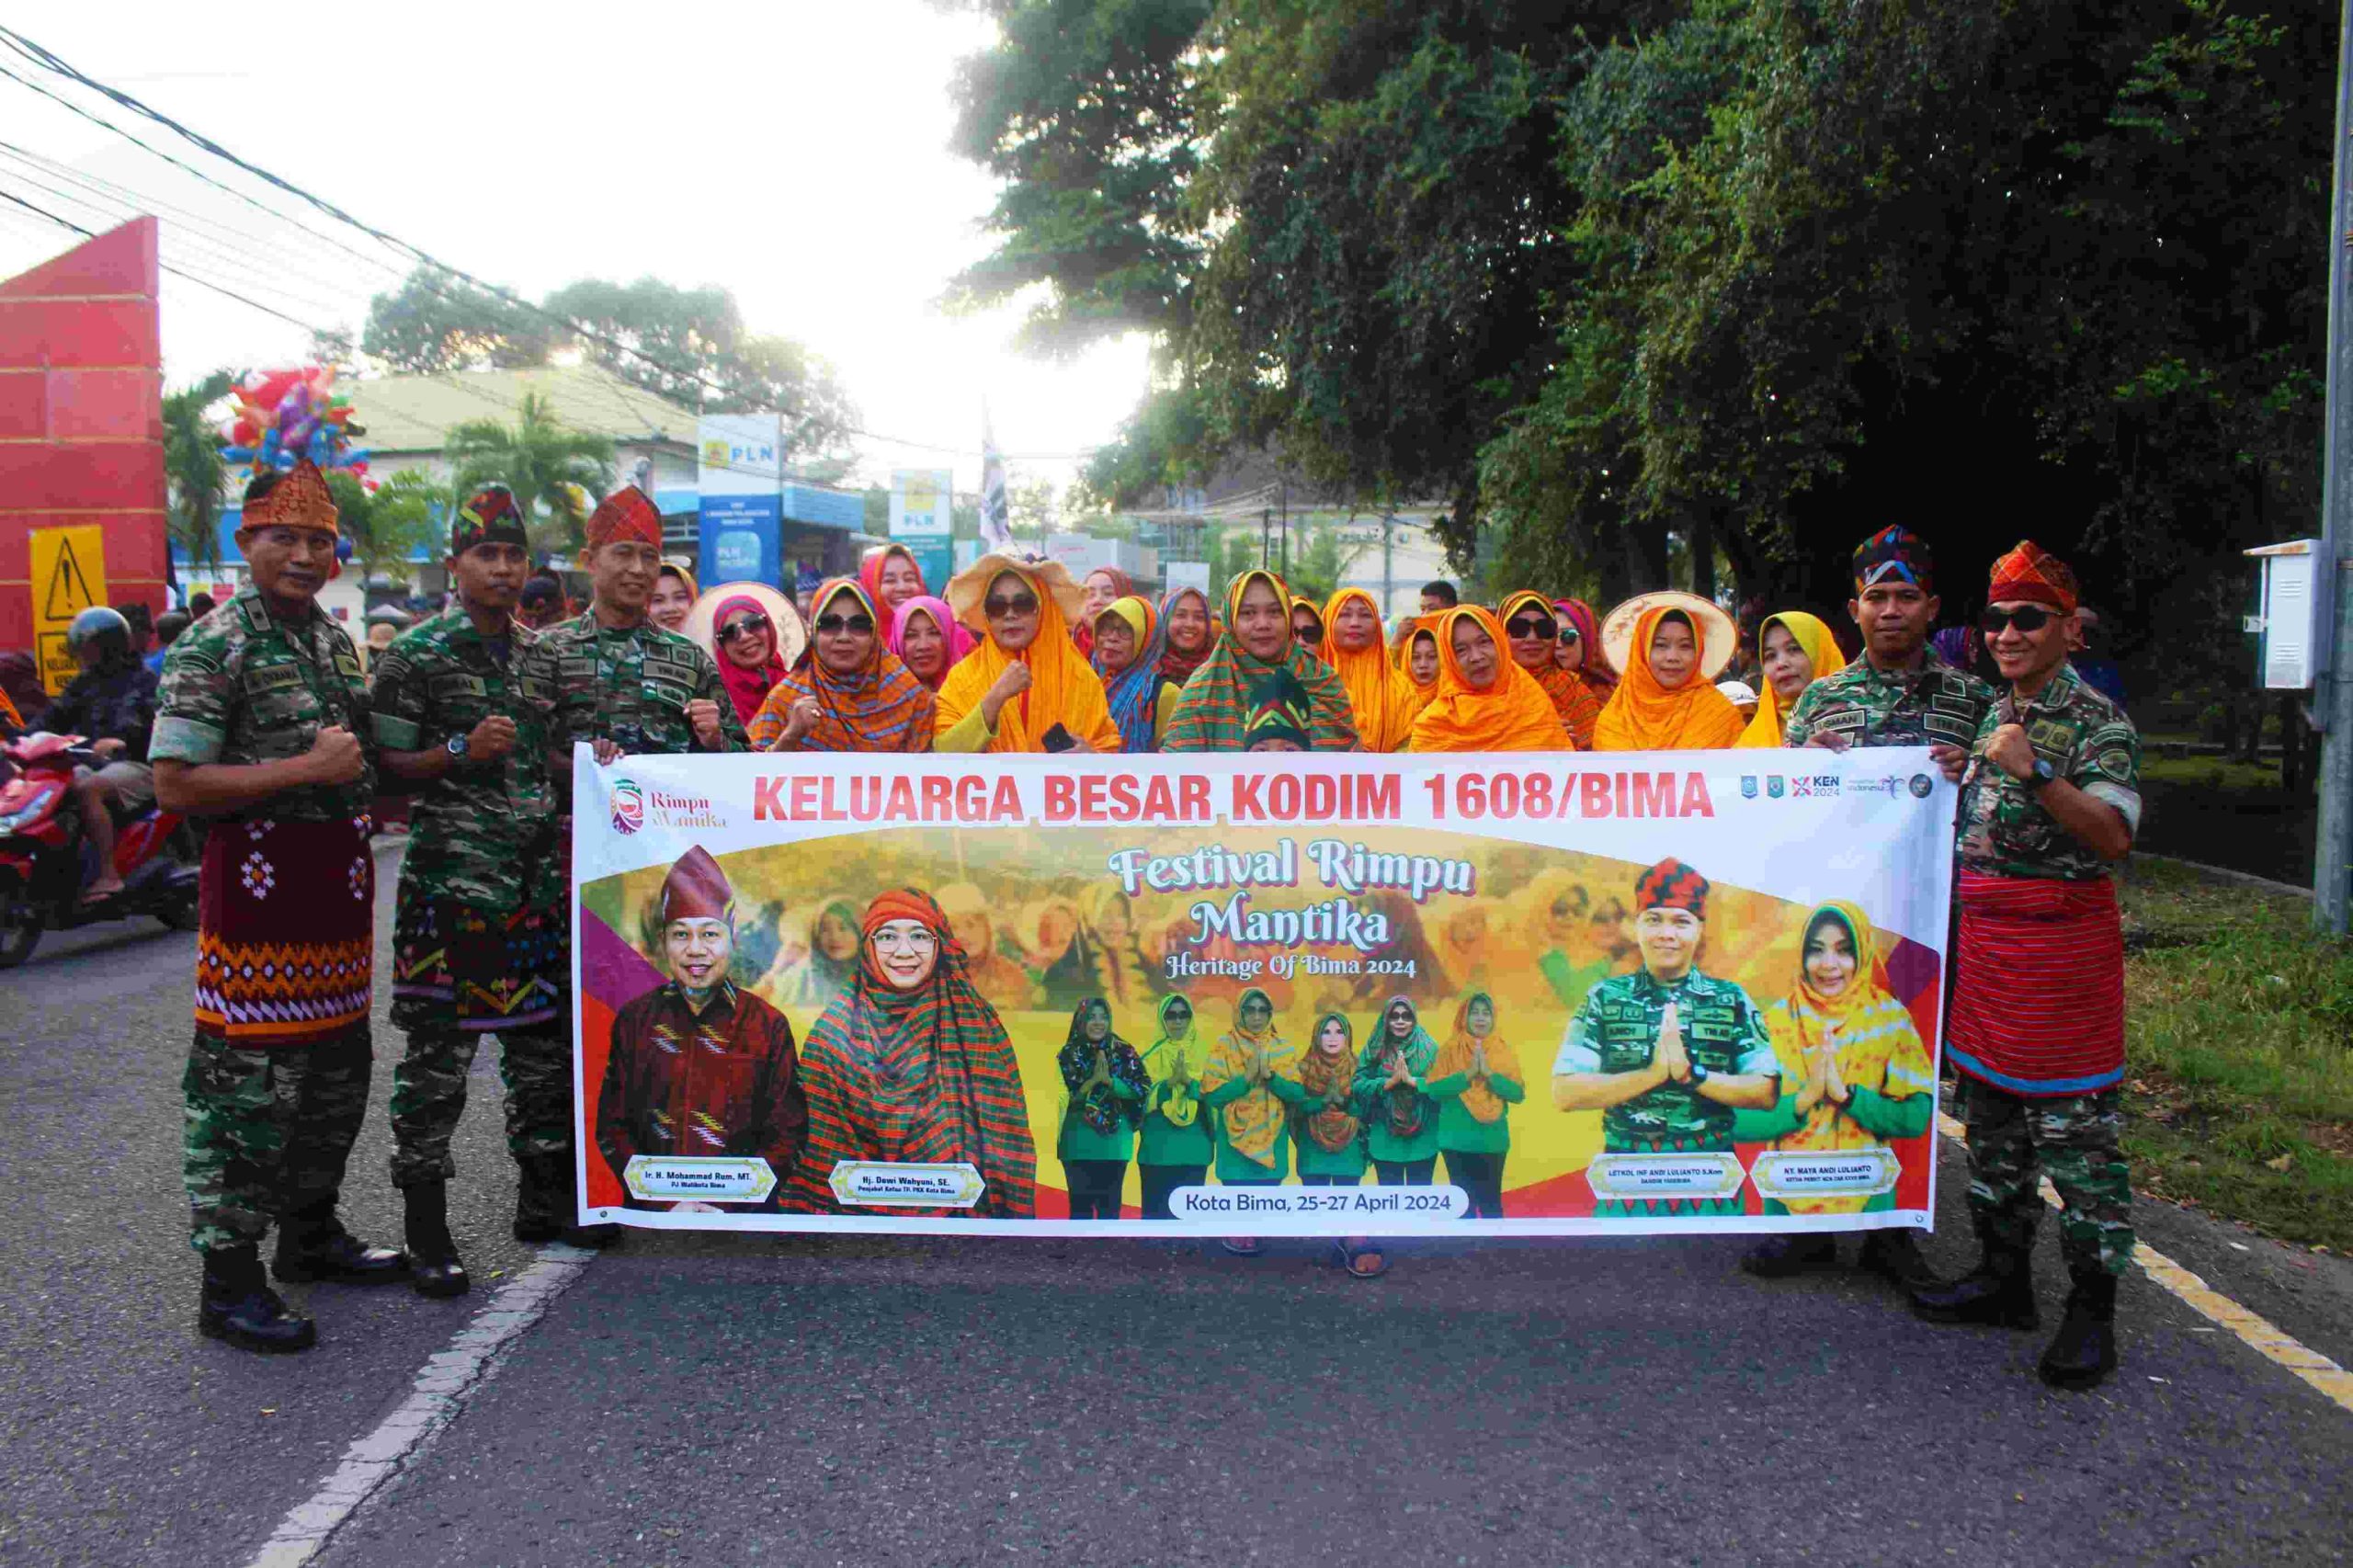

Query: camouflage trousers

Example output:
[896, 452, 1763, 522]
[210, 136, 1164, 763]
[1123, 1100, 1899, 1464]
[388, 1026, 574, 1189]
[1961, 1076, 2135, 1277]
[184, 1025, 372, 1256]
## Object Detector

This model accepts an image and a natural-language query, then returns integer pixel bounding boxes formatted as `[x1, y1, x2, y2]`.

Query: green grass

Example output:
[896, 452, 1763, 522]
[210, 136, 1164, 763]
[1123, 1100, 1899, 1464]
[2136, 753, 2297, 797]
[2118, 858, 2353, 1250]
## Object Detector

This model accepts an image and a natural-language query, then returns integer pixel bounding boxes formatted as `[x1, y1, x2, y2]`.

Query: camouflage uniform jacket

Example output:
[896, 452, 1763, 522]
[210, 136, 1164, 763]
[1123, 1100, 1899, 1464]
[369, 606, 561, 914]
[151, 582, 375, 821]
[1780, 648, 1994, 749]
[1552, 968, 1779, 1151]
[536, 612, 745, 812]
[1957, 660, 2141, 881]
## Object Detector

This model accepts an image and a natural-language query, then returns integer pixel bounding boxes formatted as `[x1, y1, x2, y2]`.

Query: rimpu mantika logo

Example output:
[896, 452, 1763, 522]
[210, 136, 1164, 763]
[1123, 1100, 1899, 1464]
[610, 779, 645, 835]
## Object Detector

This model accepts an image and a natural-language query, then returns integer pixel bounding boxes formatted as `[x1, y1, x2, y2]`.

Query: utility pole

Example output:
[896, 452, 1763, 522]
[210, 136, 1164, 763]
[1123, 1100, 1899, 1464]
[1279, 479, 1290, 581]
[2315, 0, 2353, 936]
[1261, 508, 1272, 569]
[1382, 512, 1394, 619]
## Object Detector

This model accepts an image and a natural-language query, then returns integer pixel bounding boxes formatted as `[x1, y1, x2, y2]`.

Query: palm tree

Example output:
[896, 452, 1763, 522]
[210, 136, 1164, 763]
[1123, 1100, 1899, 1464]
[327, 468, 441, 591]
[443, 391, 616, 554]
[164, 370, 235, 579]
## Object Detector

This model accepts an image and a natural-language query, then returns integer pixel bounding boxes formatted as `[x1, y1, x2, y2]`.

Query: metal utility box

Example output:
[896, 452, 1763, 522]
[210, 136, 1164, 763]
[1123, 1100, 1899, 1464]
[2245, 540, 2320, 690]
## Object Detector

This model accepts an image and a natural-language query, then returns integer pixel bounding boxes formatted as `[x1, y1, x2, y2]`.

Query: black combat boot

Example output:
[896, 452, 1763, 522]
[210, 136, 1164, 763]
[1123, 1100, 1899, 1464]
[272, 1198, 410, 1284]
[1858, 1229, 1939, 1292]
[2038, 1268, 2119, 1390]
[1739, 1234, 1839, 1278]
[199, 1244, 316, 1353]
[1910, 1222, 2040, 1330]
[513, 1154, 623, 1248]
[403, 1181, 470, 1300]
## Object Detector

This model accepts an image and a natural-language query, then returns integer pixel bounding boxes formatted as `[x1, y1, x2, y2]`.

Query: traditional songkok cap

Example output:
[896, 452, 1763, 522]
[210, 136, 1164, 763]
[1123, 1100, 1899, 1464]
[241, 458, 339, 538]
[585, 484, 664, 552]
[657, 846, 733, 924]
[1634, 857, 1710, 917]
[1242, 668, 1313, 750]
[1852, 526, 1933, 595]
[1986, 539, 2079, 613]
[452, 483, 528, 555]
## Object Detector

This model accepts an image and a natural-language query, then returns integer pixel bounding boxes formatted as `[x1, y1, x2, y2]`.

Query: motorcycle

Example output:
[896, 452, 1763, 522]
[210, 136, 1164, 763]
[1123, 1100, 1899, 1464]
[0, 731, 201, 968]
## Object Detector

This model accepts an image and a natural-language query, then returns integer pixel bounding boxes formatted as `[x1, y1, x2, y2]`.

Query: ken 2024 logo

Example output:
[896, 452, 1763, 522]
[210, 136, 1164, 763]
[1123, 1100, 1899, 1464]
[1739, 776, 1788, 801]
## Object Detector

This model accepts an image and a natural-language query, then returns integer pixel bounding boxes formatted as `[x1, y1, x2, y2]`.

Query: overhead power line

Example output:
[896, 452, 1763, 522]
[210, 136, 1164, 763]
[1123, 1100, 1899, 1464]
[0, 180, 324, 331]
[0, 25, 1104, 464]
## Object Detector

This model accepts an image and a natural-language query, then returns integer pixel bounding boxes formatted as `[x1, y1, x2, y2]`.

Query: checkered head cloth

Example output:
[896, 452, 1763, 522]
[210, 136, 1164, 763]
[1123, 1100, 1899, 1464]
[585, 484, 664, 552]
[242, 459, 339, 538]
[1634, 858, 1709, 917]
[1986, 539, 2079, 613]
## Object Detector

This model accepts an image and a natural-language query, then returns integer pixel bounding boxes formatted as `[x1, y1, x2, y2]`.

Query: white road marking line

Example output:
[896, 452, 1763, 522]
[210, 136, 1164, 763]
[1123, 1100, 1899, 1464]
[242, 1244, 598, 1568]
[1936, 1110, 2353, 1414]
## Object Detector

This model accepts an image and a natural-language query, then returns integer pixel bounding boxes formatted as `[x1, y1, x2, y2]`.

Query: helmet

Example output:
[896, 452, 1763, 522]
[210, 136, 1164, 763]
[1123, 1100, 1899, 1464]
[65, 607, 132, 663]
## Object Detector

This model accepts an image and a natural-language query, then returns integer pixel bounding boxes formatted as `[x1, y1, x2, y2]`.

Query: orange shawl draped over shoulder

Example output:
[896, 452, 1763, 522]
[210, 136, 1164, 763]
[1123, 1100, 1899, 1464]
[1500, 590, 1603, 747]
[1592, 605, 1746, 751]
[935, 562, 1120, 753]
[1322, 587, 1418, 752]
[1409, 606, 1573, 753]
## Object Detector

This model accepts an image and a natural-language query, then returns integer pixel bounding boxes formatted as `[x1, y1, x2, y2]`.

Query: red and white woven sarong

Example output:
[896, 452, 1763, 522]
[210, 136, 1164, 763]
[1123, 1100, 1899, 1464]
[1946, 869, 2125, 1096]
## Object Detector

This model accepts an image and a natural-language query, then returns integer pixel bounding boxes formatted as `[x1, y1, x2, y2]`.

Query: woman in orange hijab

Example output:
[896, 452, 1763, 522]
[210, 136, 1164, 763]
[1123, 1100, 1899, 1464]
[1396, 618, 1443, 713]
[1592, 605, 1746, 751]
[1320, 587, 1418, 752]
[935, 555, 1121, 753]
[1498, 590, 1604, 748]
[1408, 606, 1573, 752]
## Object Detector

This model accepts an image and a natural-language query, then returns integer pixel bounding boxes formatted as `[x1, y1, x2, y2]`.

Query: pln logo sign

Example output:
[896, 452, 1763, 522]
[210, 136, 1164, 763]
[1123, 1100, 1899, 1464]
[610, 779, 645, 835]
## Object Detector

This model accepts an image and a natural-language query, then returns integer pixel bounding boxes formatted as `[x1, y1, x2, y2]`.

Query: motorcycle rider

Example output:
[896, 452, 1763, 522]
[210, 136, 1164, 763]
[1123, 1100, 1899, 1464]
[41, 608, 160, 903]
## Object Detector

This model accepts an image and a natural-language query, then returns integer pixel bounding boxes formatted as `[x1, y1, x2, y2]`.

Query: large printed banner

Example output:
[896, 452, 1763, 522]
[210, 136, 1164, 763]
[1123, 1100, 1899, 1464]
[571, 749, 1955, 1237]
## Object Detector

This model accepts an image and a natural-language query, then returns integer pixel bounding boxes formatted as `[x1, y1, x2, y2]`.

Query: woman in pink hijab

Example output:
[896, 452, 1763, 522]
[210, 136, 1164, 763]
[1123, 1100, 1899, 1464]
[710, 592, 789, 725]
[885, 593, 976, 692]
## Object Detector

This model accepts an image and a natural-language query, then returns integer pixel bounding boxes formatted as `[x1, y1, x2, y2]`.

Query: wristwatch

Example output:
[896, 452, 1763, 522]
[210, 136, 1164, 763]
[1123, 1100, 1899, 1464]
[1687, 1060, 1711, 1089]
[445, 733, 470, 762]
[2029, 757, 2057, 790]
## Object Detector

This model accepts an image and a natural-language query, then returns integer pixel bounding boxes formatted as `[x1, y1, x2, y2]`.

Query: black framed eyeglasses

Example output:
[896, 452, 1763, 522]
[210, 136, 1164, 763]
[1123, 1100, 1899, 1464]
[719, 613, 770, 642]
[983, 592, 1039, 619]
[1505, 617, 1558, 641]
[815, 613, 875, 636]
[1978, 605, 2056, 635]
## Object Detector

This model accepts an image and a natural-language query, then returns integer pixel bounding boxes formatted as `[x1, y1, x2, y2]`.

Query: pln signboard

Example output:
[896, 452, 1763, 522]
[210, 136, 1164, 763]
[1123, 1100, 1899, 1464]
[699, 415, 785, 589]
[889, 469, 955, 596]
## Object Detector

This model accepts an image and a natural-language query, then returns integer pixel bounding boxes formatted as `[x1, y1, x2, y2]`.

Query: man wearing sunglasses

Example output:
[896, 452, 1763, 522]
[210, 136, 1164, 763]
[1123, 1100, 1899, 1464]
[1914, 540, 2139, 1392]
[1781, 527, 1994, 755]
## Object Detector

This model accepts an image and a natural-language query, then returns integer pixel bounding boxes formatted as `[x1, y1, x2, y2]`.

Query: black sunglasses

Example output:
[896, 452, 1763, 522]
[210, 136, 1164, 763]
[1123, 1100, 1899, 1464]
[1506, 617, 1558, 641]
[1293, 623, 1324, 644]
[719, 613, 771, 642]
[983, 592, 1039, 619]
[1978, 605, 2058, 635]
[815, 613, 875, 636]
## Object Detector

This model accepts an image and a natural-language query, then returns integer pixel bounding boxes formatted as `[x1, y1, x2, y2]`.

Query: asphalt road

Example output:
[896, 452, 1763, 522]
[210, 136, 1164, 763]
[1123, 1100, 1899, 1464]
[3, 844, 2350, 1568]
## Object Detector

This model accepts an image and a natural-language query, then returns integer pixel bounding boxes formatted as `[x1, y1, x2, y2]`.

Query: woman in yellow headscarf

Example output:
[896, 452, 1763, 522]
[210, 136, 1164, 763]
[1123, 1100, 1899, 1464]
[1137, 994, 1213, 1220]
[1201, 986, 1309, 1255]
[1592, 604, 1746, 750]
[1321, 587, 1419, 751]
[1409, 606, 1573, 752]
[1736, 610, 1847, 748]
[1396, 617, 1443, 713]
[1734, 901, 1936, 1282]
[1497, 590, 1604, 747]
[935, 554, 1120, 753]
[1427, 992, 1525, 1218]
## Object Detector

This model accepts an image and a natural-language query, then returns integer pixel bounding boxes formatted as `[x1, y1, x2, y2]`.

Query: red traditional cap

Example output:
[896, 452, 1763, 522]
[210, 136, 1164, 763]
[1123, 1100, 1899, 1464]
[585, 485, 664, 552]
[1987, 539, 2078, 613]
[1634, 858, 1710, 916]
[658, 846, 733, 924]
[241, 459, 339, 539]
[863, 886, 950, 940]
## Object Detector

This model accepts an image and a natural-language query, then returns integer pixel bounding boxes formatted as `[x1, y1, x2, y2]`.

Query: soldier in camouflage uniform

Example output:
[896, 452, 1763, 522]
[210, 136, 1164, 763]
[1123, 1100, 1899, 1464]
[1752, 527, 1991, 1289]
[1914, 540, 2140, 1392]
[1780, 527, 1995, 753]
[370, 486, 620, 1297]
[529, 485, 739, 1237]
[151, 460, 405, 1355]
[1552, 858, 1780, 1218]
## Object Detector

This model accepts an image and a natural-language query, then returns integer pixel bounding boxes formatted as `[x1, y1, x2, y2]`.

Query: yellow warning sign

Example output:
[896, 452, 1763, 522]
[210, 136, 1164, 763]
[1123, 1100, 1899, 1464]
[30, 525, 107, 695]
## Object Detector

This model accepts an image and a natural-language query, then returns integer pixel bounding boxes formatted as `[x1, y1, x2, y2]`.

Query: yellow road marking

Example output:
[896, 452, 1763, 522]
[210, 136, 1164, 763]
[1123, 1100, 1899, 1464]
[1936, 1111, 2353, 1414]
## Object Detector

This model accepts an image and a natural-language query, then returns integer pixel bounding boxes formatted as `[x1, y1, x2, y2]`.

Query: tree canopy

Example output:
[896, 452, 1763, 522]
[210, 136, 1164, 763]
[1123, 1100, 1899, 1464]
[953, 0, 2330, 673]
[361, 269, 858, 460]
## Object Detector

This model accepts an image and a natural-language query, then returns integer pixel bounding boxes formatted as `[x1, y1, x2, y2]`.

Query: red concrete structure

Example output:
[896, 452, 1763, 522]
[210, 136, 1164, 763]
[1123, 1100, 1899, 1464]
[0, 217, 168, 655]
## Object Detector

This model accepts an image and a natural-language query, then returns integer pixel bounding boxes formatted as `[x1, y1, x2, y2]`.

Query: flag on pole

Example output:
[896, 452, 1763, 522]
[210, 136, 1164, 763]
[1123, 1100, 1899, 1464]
[980, 407, 1014, 551]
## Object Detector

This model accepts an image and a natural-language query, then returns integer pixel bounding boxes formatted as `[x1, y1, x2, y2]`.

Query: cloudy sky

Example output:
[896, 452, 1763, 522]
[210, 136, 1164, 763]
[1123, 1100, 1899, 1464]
[0, 4, 1152, 494]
